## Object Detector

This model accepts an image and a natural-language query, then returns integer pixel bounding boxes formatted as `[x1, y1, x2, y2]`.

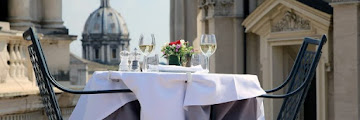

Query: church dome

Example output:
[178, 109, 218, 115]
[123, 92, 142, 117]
[82, 0, 129, 36]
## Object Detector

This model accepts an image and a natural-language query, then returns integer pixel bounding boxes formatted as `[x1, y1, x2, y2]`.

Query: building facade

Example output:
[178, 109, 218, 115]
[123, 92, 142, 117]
[171, 0, 359, 120]
[82, 0, 130, 65]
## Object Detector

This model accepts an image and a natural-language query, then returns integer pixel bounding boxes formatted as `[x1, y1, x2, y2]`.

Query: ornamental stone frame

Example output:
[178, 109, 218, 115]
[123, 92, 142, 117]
[242, 0, 332, 120]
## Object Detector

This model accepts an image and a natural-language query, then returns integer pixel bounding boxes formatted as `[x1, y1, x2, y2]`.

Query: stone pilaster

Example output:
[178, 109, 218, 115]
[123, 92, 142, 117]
[170, 0, 185, 41]
[170, 0, 198, 42]
[198, 0, 245, 74]
[331, 1, 360, 120]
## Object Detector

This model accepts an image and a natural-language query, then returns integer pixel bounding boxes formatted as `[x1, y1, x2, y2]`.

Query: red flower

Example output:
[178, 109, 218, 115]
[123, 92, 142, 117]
[169, 40, 181, 45]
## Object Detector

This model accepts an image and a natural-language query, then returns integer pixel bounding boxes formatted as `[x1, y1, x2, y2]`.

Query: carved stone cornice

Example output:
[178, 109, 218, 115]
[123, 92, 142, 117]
[271, 11, 311, 32]
[214, 0, 234, 16]
[199, 0, 234, 17]
[198, 0, 215, 9]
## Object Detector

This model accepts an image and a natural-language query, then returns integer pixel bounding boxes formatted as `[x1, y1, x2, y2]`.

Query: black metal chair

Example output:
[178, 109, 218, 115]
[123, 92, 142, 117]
[259, 35, 327, 120]
[23, 27, 132, 120]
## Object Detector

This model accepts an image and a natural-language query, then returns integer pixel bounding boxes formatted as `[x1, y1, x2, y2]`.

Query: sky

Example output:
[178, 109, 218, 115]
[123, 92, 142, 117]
[62, 0, 170, 62]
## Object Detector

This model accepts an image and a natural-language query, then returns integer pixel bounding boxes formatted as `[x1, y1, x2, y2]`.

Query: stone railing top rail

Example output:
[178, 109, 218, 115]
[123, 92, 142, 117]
[0, 86, 62, 98]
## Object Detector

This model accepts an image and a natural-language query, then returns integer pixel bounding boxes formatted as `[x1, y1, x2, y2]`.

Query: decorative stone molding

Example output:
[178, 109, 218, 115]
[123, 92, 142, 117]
[198, 0, 215, 9]
[214, 0, 234, 16]
[198, 0, 234, 17]
[271, 11, 311, 32]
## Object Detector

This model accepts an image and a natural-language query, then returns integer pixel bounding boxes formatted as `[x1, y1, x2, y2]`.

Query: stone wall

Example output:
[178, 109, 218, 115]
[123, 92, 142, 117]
[331, 1, 360, 120]
[0, 92, 79, 120]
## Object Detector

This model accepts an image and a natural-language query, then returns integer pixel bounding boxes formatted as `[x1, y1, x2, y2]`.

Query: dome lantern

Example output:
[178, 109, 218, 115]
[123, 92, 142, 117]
[100, 0, 110, 8]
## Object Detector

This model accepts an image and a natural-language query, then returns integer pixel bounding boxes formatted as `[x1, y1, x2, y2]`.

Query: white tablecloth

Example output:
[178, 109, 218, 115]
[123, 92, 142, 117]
[70, 71, 266, 120]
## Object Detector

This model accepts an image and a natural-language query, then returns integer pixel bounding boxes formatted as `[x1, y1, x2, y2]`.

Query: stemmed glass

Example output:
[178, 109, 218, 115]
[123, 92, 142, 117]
[138, 34, 156, 72]
[200, 34, 217, 72]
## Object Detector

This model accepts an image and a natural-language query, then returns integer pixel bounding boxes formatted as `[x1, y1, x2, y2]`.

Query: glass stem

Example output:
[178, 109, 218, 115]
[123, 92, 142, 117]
[206, 56, 210, 72]
[143, 56, 147, 72]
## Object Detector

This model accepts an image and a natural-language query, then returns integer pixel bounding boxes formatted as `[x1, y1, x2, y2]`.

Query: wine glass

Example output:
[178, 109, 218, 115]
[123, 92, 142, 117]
[200, 34, 217, 72]
[138, 34, 156, 72]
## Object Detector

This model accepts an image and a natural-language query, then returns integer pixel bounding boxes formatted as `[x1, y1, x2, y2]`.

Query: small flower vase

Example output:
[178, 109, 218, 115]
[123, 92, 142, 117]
[168, 55, 181, 66]
[180, 54, 191, 67]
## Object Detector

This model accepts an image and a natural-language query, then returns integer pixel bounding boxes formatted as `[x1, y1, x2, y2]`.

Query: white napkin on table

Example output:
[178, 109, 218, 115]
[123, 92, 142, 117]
[149, 65, 208, 73]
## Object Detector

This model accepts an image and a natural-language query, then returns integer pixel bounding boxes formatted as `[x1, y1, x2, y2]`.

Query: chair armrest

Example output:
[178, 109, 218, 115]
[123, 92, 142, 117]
[259, 73, 313, 99]
[264, 75, 292, 93]
[48, 75, 132, 94]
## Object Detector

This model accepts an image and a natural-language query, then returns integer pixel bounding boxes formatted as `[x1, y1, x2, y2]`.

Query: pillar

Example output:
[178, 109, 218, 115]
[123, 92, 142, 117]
[170, 0, 199, 42]
[86, 45, 90, 60]
[89, 45, 93, 61]
[101, 45, 105, 63]
[107, 45, 111, 63]
[331, 1, 360, 120]
[171, 0, 185, 41]
[8, 0, 33, 30]
[42, 0, 64, 29]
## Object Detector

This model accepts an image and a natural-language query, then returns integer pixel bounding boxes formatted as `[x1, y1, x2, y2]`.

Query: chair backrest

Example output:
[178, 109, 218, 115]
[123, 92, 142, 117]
[23, 27, 63, 120]
[277, 35, 327, 120]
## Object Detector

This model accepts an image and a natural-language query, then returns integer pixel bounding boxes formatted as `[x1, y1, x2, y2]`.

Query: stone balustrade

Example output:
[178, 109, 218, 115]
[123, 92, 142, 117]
[0, 27, 79, 119]
[0, 30, 33, 85]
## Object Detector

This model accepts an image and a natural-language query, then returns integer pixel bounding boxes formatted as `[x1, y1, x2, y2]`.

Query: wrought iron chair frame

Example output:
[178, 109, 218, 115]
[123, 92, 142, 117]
[23, 27, 132, 120]
[259, 35, 327, 120]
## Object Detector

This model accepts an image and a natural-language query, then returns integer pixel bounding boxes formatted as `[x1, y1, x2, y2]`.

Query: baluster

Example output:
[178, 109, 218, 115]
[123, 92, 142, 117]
[19, 43, 27, 78]
[0, 41, 10, 83]
[14, 43, 21, 78]
[9, 43, 16, 78]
